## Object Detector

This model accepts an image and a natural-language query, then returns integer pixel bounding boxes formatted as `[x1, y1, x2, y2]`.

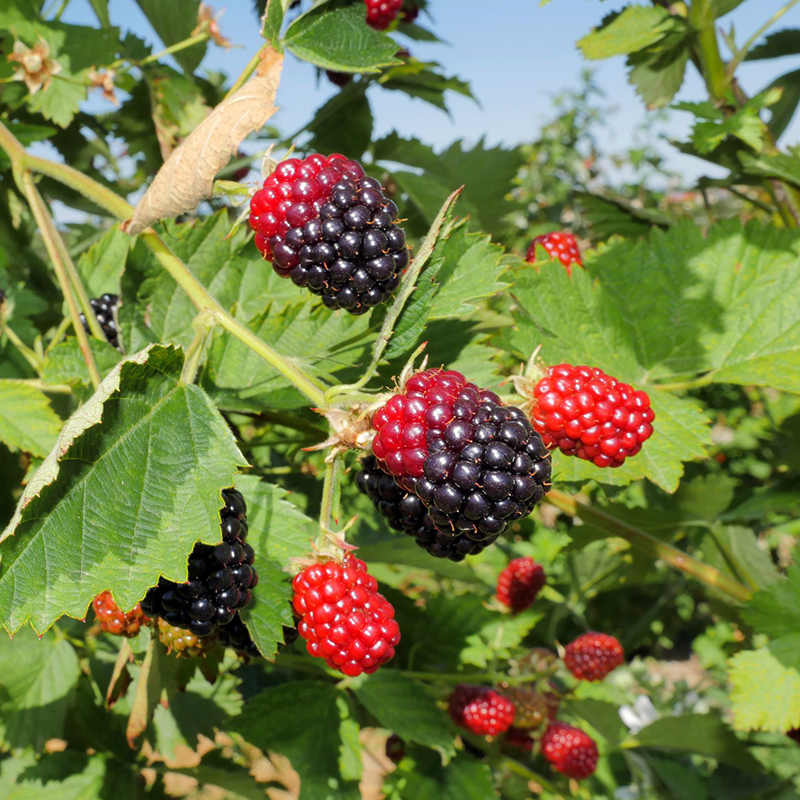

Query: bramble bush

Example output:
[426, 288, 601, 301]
[1, 0, 800, 797]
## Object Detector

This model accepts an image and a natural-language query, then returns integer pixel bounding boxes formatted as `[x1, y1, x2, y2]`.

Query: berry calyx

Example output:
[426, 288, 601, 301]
[81, 293, 121, 350]
[292, 554, 400, 677]
[525, 231, 582, 274]
[497, 557, 546, 613]
[248, 153, 408, 315]
[371, 368, 552, 544]
[501, 686, 548, 730]
[564, 631, 624, 681]
[530, 364, 655, 468]
[448, 684, 515, 736]
[92, 591, 149, 637]
[141, 488, 257, 637]
[365, 0, 402, 29]
[157, 618, 218, 658]
[541, 722, 599, 779]
[356, 455, 494, 561]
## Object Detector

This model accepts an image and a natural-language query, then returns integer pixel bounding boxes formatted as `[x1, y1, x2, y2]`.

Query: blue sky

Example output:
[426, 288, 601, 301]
[60, 0, 800, 184]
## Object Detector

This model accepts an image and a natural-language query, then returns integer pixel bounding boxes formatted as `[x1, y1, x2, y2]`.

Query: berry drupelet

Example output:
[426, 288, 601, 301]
[92, 591, 149, 637]
[249, 153, 409, 315]
[525, 231, 582, 274]
[541, 722, 599, 779]
[372, 369, 552, 546]
[81, 293, 121, 349]
[564, 632, 624, 681]
[530, 364, 655, 468]
[292, 555, 400, 677]
[497, 557, 546, 613]
[356, 455, 494, 561]
[141, 488, 257, 637]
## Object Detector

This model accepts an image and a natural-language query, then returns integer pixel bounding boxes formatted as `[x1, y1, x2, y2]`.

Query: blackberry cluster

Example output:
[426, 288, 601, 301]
[81, 293, 121, 350]
[141, 488, 257, 637]
[217, 612, 299, 659]
[249, 153, 408, 315]
[356, 455, 494, 561]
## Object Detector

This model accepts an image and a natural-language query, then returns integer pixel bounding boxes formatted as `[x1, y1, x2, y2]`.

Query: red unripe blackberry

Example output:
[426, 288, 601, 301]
[141, 489, 257, 637]
[81, 293, 121, 350]
[448, 684, 515, 736]
[249, 153, 408, 314]
[157, 618, 218, 658]
[525, 231, 582, 274]
[292, 555, 400, 677]
[365, 0, 402, 29]
[497, 557, 546, 613]
[530, 364, 655, 468]
[356, 455, 494, 561]
[372, 369, 551, 544]
[541, 722, 598, 779]
[92, 591, 149, 637]
[504, 727, 534, 751]
[564, 632, 624, 681]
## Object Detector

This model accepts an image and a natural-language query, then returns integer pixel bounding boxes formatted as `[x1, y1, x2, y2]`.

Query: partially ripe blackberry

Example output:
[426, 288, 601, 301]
[365, 0, 402, 29]
[448, 684, 515, 736]
[249, 153, 408, 315]
[541, 722, 598, 779]
[157, 618, 218, 658]
[501, 686, 548, 730]
[497, 557, 546, 613]
[141, 488, 257, 637]
[356, 455, 494, 561]
[564, 631, 624, 681]
[525, 231, 582, 274]
[530, 364, 654, 468]
[92, 591, 149, 637]
[81, 293, 121, 350]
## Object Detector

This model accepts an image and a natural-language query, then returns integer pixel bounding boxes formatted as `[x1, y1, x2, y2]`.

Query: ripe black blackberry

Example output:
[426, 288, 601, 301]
[249, 153, 409, 315]
[81, 293, 121, 350]
[218, 612, 299, 658]
[141, 488, 258, 637]
[356, 455, 494, 561]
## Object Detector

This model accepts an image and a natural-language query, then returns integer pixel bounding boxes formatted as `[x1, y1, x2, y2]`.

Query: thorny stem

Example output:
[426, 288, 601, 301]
[20, 172, 101, 389]
[546, 489, 753, 603]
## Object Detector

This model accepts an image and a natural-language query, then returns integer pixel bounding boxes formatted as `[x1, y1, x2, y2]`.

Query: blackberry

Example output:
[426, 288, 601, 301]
[80, 293, 121, 350]
[218, 612, 299, 659]
[249, 153, 408, 315]
[141, 488, 257, 637]
[356, 455, 495, 561]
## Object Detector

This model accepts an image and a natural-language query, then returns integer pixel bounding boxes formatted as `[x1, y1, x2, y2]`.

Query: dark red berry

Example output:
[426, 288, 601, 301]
[787, 728, 800, 745]
[385, 733, 406, 763]
[525, 231, 582, 274]
[504, 726, 533, 751]
[81, 293, 121, 350]
[564, 632, 624, 681]
[292, 555, 400, 677]
[541, 722, 598, 779]
[448, 684, 515, 736]
[400, 1, 419, 22]
[141, 489, 256, 637]
[497, 557, 546, 613]
[530, 364, 655, 468]
[248, 153, 407, 314]
[92, 591, 149, 637]
[365, 0, 402, 29]
[326, 70, 353, 87]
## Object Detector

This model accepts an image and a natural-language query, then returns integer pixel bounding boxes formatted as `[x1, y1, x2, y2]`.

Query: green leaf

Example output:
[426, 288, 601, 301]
[380, 60, 474, 113]
[237, 475, 317, 659]
[700, 525, 780, 593]
[88, 0, 111, 27]
[627, 31, 690, 109]
[354, 671, 456, 757]
[763, 69, 800, 140]
[713, 0, 747, 15]
[461, 608, 542, 668]
[41, 337, 122, 386]
[337, 696, 363, 782]
[306, 84, 374, 159]
[633, 713, 761, 772]
[170, 751, 267, 800]
[742, 564, 800, 639]
[262, 0, 286, 47]
[0, 750, 112, 799]
[134, 0, 206, 75]
[383, 747, 494, 800]
[0, 344, 246, 633]
[231, 681, 360, 799]
[76, 225, 130, 298]
[647, 754, 707, 800]
[567, 698, 625, 743]
[0, 380, 62, 457]
[740, 149, 800, 188]
[578, 6, 678, 60]
[729, 647, 800, 732]
[745, 28, 800, 61]
[576, 191, 666, 240]
[284, 4, 400, 73]
[0, 626, 80, 751]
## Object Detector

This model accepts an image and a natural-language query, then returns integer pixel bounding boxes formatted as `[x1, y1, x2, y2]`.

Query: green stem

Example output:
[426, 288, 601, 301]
[180, 312, 215, 384]
[546, 489, 752, 603]
[245, 409, 327, 436]
[15, 378, 72, 394]
[317, 456, 342, 548]
[728, 0, 800, 75]
[0, 322, 44, 372]
[654, 372, 715, 391]
[689, 0, 730, 102]
[20, 172, 101, 389]
[125, 32, 210, 69]
[223, 43, 271, 101]
[45, 315, 73, 354]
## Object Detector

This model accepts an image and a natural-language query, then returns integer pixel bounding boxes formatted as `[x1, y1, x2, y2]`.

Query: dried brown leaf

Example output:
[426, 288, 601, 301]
[124, 49, 283, 235]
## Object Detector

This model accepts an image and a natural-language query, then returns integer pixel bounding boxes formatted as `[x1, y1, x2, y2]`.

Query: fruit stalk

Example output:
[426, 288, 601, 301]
[545, 489, 752, 603]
